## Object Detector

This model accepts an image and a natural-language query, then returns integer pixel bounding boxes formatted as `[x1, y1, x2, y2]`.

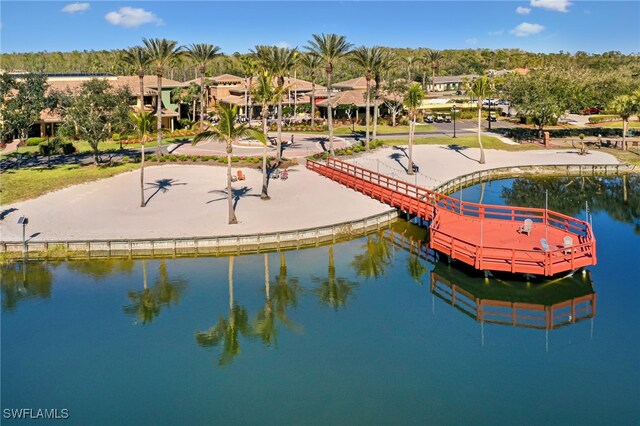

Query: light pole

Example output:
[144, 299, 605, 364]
[451, 104, 458, 138]
[18, 216, 29, 255]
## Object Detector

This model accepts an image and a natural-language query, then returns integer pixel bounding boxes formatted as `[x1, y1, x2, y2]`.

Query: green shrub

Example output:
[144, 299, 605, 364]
[112, 133, 121, 141]
[588, 115, 618, 124]
[147, 155, 157, 162]
[121, 156, 130, 163]
[231, 156, 240, 163]
[158, 156, 168, 162]
[217, 157, 226, 163]
[61, 142, 76, 155]
[178, 155, 188, 161]
[252, 156, 261, 164]
[26, 137, 46, 146]
[38, 142, 52, 156]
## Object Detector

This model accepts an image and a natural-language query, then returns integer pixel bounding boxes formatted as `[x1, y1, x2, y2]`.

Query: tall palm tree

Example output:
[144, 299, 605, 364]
[404, 83, 425, 174]
[299, 53, 323, 128]
[121, 46, 150, 111]
[143, 38, 183, 157]
[419, 55, 429, 90]
[195, 256, 253, 366]
[404, 55, 416, 82]
[351, 46, 381, 151]
[373, 49, 394, 141]
[469, 76, 491, 164]
[253, 45, 298, 162]
[252, 72, 280, 200]
[239, 55, 257, 121]
[313, 245, 358, 311]
[185, 43, 222, 131]
[193, 103, 266, 224]
[608, 94, 639, 151]
[130, 111, 155, 207]
[123, 260, 159, 324]
[427, 49, 442, 94]
[306, 34, 353, 156]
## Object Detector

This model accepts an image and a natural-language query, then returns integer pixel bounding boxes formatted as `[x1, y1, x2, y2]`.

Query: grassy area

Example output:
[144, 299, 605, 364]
[599, 147, 640, 166]
[381, 135, 543, 151]
[333, 124, 435, 135]
[598, 121, 640, 129]
[1, 163, 139, 204]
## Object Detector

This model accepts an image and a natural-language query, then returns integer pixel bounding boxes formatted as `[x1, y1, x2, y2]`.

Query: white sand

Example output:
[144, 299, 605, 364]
[0, 145, 621, 242]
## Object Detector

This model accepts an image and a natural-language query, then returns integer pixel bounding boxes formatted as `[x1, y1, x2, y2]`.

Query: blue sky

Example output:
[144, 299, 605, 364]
[1, 1, 638, 54]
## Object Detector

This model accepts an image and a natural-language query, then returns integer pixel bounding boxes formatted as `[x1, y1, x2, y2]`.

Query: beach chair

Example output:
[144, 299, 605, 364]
[231, 174, 238, 182]
[281, 169, 289, 180]
[519, 218, 533, 235]
[540, 238, 550, 252]
[563, 236, 574, 254]
[237, 170, 246, 181]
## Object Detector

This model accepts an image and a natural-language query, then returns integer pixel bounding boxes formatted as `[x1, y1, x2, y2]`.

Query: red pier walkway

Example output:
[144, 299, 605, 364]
[307, 158, 597, 276]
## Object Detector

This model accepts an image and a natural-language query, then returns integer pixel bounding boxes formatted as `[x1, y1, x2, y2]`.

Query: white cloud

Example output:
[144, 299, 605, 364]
[465, 38, 478, 45]
[105, 7, 162, 28]
[510, 22, 545, 37]
[530, 0, 571, 13]
[275, 41, 291, 49]
[489, 30, 504, 36]
[516, 6, 531, 15]
[61, 3, 90, 14]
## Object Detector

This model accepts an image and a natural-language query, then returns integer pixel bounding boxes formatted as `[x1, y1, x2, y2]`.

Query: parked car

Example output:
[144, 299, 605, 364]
[582, 107, 601, 115]
[434, 113, 444, 123]
[488, 112, 497, 122]
[455, 90, 463, 95]
[444, 114, 452, 123]
[424, 114, 434, 123]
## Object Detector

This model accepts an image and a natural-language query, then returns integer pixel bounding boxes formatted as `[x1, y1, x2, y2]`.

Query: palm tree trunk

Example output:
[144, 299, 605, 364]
[261, 142, 269, 200]
[264, 253, 270, 300]
[477, 103, 486, 164]
[431, 68, 435, 94]
[200, 66, 206, 131]
[422, 70, 426, 89]
[277, 88, 283, 162]
[192, 99, 196, 121]
[142, 259, 148, 290]
[365, 78, 370, 151]
[623, 119, 628, 151]
[311, 80, 316, 128]
[227, 147, 238, 224]
[245, 76, 249, 120]
[140, 143, 146, 207]
[156, 73, 163, 157]
[138, 73, 145, 111]
[327, 71, 335, 156]
[408, 112, 414, 174]
[373, 88, 379, 140]
[248, 76, 253, 121]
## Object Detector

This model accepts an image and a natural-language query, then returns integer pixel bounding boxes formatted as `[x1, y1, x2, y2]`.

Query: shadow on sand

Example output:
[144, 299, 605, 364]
[145, 178, 187, 205]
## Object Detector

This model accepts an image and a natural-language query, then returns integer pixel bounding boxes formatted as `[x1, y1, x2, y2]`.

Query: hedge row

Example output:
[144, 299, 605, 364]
[587, 115, 620, 124]
[493, 126, 629, 140]
[309, 139, 385, 160]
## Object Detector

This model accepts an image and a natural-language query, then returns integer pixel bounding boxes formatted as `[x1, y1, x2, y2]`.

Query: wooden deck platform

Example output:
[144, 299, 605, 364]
[307, 158, 597, 276]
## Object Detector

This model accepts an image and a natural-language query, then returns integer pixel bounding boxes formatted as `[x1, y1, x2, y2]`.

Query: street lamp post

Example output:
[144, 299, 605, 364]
[18, 216, 29, 255]
[451, 104, 457, 138]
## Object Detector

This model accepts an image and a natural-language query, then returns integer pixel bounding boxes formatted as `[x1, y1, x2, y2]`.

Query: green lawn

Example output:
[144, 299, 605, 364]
[381, 135, 543, 151]
[1, 163, 139, 204]
[598, 121, 640, 129]
[333, 124, 435, 135]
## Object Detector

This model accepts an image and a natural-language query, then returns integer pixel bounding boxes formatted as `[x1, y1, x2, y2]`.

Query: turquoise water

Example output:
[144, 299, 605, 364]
[2, 176, 639, 425]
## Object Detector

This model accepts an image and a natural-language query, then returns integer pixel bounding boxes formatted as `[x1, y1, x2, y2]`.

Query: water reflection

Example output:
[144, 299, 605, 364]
[1, 262, 53, 312]
[123, 259, 188, 325]
[313, 245, 358, 310]
[501, 175, 640, 233]
[350, 234, 393, 279]
[430, 262, 596, 330]
[67, 258, 135, 279]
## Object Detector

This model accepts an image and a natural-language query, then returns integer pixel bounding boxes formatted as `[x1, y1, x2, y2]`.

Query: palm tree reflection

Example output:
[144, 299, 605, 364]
[351, 234, 393, 279]
[195, 256, 253, 366]
[313, 245, 358, 311]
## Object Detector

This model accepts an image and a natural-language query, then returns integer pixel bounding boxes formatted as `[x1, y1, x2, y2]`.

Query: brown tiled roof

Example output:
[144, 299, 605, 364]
[210, 73, 244, 84]
[333, 77, 371, 90]
[316, 90, 370, 108]
[44, 75, 184, 97]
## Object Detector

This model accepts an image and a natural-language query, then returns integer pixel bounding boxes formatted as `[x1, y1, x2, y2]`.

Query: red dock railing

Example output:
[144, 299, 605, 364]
[307, 158, 597, 276]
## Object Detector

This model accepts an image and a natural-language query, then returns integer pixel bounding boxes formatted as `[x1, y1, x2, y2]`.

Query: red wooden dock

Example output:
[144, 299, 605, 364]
[307, 158, 597, 276]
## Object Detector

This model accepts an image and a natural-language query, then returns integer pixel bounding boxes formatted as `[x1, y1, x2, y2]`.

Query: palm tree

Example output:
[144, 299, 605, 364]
[351, 46, 381, 151]
[142, 38, 183, 157]
[427, 49, 442, 94]
[407, 253, 428, 285]
[195, 256, 253, 366]
[121, 46, 150, 111]
[253, 45, 298, 162]
[419, 55, 429, 90]
[608, 94, 639, 151]
[306, 34, 353, 156]
[271, 252, 302, 330]
[313, 245, 358, 311]
[239, 55, 257, 121]
[252, 72, 280, 200]
[130, 111, 155, 207]
[254, 253, 277, 346]
[468, 76, 491, 164]
[404, 83, 425, 174]
[373, 49, 394, 141]
[404, 55, 416, 82]
[123, 260, 159, 324]
[193, 103, 266, 224]
[185, 43, 222, 131]
[299, 53, 323, 128]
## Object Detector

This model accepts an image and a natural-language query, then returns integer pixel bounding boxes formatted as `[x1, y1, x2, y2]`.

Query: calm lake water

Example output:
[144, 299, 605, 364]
[2, 175, 639, 425]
